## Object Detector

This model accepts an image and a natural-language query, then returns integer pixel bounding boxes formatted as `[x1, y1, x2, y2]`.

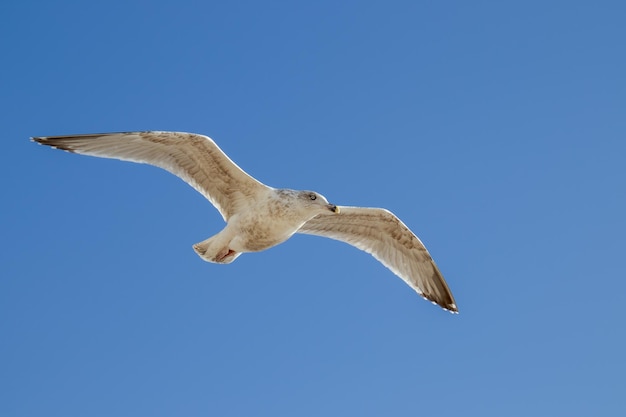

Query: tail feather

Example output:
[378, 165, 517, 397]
[193, 241, 209, 257]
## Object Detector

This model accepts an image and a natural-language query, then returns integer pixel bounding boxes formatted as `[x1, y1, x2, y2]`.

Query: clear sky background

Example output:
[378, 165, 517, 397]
[1, 1, 625, 416]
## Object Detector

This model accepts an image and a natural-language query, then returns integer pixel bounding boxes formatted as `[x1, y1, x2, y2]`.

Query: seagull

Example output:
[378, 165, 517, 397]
[32, 131, 458, 313]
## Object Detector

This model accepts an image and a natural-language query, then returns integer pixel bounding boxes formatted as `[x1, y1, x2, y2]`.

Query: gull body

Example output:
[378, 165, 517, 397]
[32, 131, 457, 313]
[194, 188, 338, 264]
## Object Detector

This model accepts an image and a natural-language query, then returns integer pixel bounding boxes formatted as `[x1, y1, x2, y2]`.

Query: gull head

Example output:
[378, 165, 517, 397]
[297, 190, 340, 214]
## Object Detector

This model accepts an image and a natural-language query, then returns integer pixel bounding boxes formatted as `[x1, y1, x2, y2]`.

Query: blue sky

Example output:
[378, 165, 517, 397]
[2, 0, 625, 415]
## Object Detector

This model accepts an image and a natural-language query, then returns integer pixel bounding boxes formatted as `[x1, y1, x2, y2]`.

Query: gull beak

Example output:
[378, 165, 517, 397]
[327, 204, 340, 214]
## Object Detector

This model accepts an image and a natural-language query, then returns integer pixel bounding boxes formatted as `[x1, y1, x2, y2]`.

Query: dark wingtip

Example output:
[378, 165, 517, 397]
[436, 301, 459, 314]
[445, 301, 459, 314]
[443, 298, 459, 314]
[30, 136, 78, 153]
[423, 294, 459, 314]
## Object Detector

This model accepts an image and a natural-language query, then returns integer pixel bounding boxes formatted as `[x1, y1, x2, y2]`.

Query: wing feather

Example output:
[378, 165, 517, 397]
[298, 206, 457, 312]
[32, 131, 269, 220]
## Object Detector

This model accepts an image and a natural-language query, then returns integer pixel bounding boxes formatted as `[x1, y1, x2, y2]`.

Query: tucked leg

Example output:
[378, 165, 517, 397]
[214, 247, 237, 263]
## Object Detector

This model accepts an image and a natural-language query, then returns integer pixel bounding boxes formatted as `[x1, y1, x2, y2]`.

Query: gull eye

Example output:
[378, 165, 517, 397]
[309, 193, 317, 201]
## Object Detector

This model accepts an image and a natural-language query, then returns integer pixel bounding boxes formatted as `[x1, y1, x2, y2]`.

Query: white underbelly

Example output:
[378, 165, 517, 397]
[230, 217, 304, 253]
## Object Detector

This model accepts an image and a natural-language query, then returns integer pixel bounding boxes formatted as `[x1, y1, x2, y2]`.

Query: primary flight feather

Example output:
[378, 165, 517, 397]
[32, 131, 458, 313]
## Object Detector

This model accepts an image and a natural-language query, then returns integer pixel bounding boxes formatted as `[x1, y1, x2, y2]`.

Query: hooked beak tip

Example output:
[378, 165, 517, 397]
[328, 204, 340, 214]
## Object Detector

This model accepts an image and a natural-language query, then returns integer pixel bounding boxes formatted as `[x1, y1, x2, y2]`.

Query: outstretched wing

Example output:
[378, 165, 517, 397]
[32, 131, 269, 220]
[297, 206, 457, 313]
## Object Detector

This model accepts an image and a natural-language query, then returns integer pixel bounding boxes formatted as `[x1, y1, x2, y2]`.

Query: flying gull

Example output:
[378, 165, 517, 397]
[32, 131, 458, 313]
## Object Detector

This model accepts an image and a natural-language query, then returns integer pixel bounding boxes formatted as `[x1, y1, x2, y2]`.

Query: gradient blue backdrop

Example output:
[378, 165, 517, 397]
[2, 1, 625, 416]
